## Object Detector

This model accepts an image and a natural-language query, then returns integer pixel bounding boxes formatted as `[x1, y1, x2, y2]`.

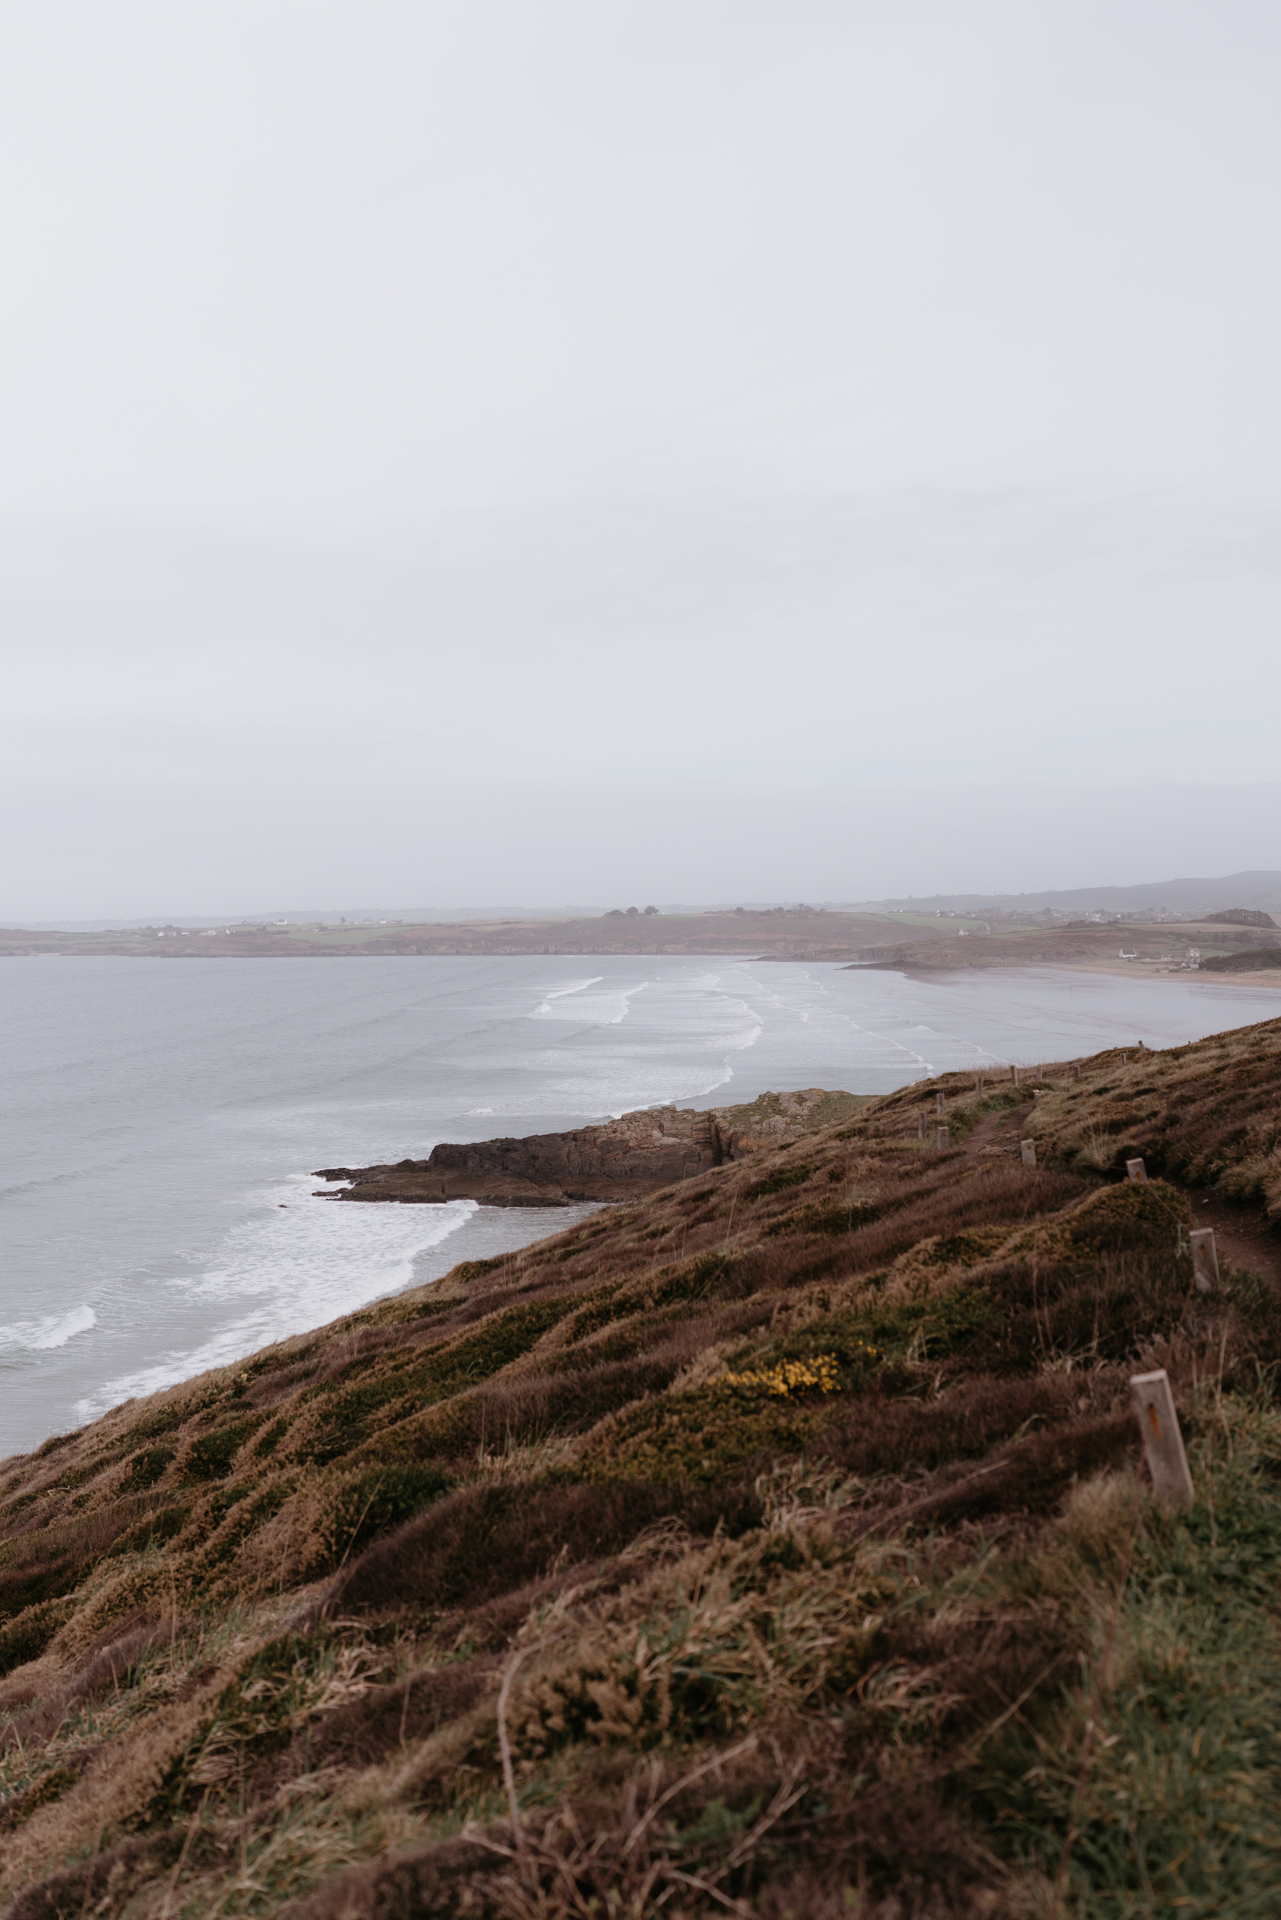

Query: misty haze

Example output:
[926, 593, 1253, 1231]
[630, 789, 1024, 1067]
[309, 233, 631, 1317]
[1, 6, 1280, 1914]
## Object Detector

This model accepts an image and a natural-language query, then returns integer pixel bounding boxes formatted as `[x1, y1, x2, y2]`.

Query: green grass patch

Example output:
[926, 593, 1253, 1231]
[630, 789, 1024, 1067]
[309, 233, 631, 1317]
[975, 1397, 1281, 1916]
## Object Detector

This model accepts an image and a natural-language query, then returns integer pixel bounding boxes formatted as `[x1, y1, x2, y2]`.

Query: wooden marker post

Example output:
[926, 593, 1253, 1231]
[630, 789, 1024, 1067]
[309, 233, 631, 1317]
[1126, 1157, 1148, 1182]
[1130, 1369, 1194, 1511]
[1190, 1228, 1219, 1294]
[936, 1091, 945, 1114]
[1074, 1065, 1081, 1081]
[1020, 1138, 1037, 1166]
[1012, 1065, 1019, 1086]
[936, 1125, 949, 1150]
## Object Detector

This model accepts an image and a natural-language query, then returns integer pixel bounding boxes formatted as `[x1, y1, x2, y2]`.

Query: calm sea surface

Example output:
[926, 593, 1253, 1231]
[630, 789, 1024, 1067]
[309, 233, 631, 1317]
[1, 954, 1277, 1458]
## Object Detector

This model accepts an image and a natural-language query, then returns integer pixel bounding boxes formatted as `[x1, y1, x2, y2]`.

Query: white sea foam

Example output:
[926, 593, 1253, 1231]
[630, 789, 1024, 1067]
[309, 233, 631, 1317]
[504, 971, 767, 1117]
[75, 1177, 476, 1423]
[530, 976, 604, 1017]
[0, 1304, 96, 1352]
[532, 978, 647, 1025]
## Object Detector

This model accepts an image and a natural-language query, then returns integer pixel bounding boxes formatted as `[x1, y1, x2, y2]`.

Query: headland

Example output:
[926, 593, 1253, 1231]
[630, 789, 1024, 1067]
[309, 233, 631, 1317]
[314, 1087, 874, 1206]
[3, 903, 1280, 984]
[2, 1015, 1281, 1910]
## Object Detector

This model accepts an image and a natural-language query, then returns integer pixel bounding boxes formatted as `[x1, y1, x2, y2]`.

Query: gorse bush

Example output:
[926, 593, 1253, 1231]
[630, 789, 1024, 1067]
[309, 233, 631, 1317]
[722, 1353, 843, 1397]
[0, 1017, 1280, 1916]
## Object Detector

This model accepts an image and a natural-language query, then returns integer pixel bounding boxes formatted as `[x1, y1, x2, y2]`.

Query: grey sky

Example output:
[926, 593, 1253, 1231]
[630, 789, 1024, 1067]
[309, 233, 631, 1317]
[1, 3, 1278, 916]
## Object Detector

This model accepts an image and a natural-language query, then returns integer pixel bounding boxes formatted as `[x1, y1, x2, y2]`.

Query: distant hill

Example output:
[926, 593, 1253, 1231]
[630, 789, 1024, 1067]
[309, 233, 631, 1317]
[852, 869, 1281, 917]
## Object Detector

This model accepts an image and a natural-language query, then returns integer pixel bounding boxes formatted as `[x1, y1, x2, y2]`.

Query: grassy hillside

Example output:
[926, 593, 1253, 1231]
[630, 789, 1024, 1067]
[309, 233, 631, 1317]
[2, 1019, 1281, 1916]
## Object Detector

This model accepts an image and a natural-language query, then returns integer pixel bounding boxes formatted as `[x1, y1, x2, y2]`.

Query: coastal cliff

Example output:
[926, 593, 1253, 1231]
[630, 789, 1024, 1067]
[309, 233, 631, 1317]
[314, 1086, 871, 1205]
[2, 1019, 1281, 1911]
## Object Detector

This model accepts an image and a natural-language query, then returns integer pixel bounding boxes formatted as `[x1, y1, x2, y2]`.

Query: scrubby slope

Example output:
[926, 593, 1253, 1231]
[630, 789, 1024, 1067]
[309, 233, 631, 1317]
[1, 1019, 1280, 1917]
[999, 1014, 1281, 1217]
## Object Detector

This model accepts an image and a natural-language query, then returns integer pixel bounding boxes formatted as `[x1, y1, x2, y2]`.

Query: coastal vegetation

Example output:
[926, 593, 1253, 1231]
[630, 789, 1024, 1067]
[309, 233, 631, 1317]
[1, 1017, 1280, 1914]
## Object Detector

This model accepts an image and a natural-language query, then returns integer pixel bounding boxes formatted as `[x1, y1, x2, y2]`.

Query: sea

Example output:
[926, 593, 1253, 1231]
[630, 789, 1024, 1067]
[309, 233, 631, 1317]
[1, 953, 1278, 1460]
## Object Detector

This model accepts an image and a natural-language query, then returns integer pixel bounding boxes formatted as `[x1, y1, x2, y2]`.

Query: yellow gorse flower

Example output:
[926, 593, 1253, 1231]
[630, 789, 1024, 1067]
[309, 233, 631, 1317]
[723, 1352, 845, 1398]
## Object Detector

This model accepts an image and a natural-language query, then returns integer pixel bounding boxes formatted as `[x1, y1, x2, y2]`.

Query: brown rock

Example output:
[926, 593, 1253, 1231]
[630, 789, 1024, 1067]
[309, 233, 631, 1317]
[313, 1088, 871, 1207]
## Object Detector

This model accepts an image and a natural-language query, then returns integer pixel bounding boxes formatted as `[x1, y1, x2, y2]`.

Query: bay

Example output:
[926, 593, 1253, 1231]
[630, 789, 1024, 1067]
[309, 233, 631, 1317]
[0, 953, 1276, 1457]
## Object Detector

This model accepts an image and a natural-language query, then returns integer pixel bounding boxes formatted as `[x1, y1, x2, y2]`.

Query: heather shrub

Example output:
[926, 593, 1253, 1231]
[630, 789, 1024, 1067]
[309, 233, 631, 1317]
[291, 1655, 496, 1775]
[761, 1198, 881, 1238]
[323, 1464, 452, 1562]
[821, 1373, 1106, 1479]
[0, 1599, 72, 1676]
[181, 1417, 260, 1482]
[452, 1256, 509, 1281]
[118, 1447, 175, 1493]
[330, 1479, 762, 1616]
[745, 1162, 815, 1198]
[296, 1295, 584, 1462]
[104, 1505, 189, 1557]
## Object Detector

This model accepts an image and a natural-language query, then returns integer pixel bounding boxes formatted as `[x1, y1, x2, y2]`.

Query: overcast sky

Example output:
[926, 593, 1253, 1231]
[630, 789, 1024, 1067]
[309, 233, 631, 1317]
[1, 2, 1278, 917]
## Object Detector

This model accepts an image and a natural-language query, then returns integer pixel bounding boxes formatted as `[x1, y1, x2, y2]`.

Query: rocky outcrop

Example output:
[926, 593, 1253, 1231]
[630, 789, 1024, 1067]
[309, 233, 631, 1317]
[314, 1088, 870, 1206]
[1204, 909, 1279, 929]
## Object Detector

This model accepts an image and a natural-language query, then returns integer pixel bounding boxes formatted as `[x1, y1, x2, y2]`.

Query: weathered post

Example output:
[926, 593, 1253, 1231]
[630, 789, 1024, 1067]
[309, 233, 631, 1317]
[1074, 1065, 1081, 1081]
[936, 1091, 945, 1114]
[1021, 1138, 1037, 1166]
[936, 1125, 949, 1150]
[1130, 1369, 1194, 1510]
[917, 1113, 925, 1141]
[1126, 1157, 1148, 1183]
[1190, 1228, 1219, 1294]
[1012, 1065, 1019, 1086]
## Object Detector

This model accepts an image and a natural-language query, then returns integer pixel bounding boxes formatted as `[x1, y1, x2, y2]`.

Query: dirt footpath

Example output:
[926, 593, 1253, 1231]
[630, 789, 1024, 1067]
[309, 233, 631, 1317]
[961, 1099, 1281, 1292]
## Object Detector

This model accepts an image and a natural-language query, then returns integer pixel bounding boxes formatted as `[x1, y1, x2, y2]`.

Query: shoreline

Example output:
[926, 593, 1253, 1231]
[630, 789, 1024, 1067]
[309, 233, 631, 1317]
[887, 957, 1281, 990]
[3, 905, 1277, 973]
[1038, 957, 1281, 988]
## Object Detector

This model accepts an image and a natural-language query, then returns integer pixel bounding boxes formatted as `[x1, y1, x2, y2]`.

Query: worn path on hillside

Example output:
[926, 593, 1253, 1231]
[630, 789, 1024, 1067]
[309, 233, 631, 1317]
[958, 1075, 1281, 1291]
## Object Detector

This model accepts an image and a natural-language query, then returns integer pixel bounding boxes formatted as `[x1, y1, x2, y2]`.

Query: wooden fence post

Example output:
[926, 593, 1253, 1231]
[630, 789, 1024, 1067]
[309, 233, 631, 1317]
[1012, 1065, 1019, 1086]
[1074, 1065, 1081, 1081]
[936, 1091, 945, 1113]
[1126, 1157, 1148, 1182]
[1190, 1228, 1219, 1294]
[1130, 1369, 1194, 1510]
[936, 1125, 949, 1150]
[1021, 1139, 1037, 1166]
